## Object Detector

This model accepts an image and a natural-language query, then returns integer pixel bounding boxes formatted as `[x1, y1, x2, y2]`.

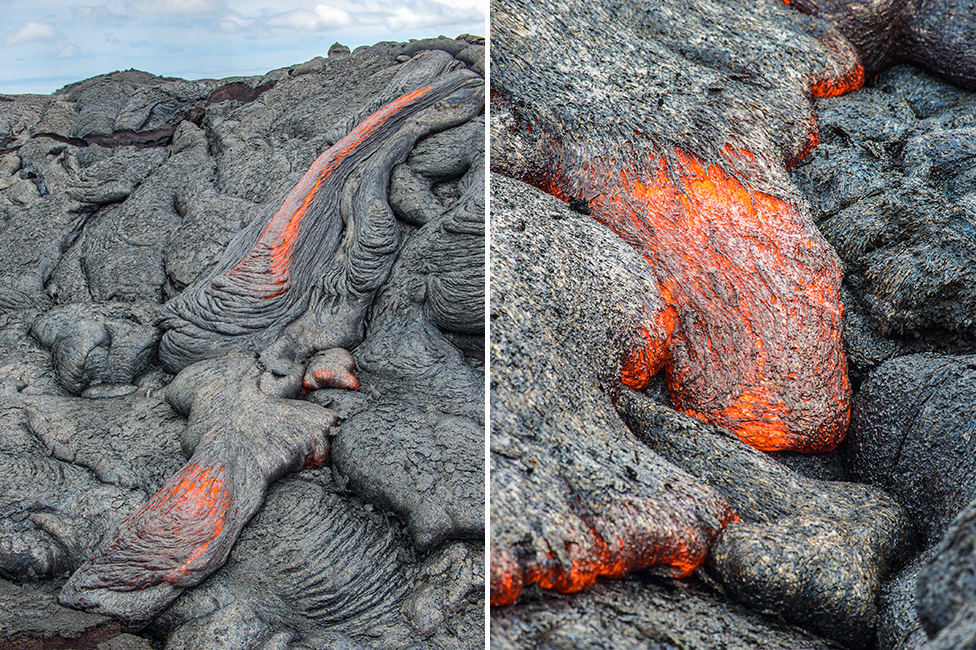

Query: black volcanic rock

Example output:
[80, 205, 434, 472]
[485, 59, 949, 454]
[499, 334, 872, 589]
[791, 65, 976, 384]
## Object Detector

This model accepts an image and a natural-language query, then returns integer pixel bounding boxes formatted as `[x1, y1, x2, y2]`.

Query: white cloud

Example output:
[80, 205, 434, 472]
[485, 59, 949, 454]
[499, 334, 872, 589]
[428, 0, 486, 12]
[4, 21, 59, 47]
[266, 4, 352, 31]
[385, 7, 439, 31]
[56, 43, 81, 58]
[72, 5, 131, 24]
[126, 0, 225, 16]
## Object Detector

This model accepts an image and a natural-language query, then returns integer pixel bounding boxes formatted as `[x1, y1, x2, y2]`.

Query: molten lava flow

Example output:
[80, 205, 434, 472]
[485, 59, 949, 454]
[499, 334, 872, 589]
[529, 144, 852, 453]
[490, 501, 739, 606]
[222, 86, 433, 298]
[68, 460, 234, 592]
[809, 33, 865, 98]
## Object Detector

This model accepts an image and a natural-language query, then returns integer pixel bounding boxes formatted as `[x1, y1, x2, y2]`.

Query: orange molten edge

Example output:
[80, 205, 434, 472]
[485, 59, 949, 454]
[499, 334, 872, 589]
[490, 509, 741, 606]
[596, 147, 849, 452]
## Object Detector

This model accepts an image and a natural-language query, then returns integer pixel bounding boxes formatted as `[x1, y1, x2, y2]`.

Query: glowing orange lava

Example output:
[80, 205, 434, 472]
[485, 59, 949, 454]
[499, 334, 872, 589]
[490, 507, 740, 606]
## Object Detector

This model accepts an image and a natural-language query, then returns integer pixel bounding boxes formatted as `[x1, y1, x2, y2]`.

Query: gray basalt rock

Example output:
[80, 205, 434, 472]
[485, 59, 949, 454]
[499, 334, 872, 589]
[840, 354, 976, 650]
[488, 0, 874, 626]
[489, 0, 973, 648]
[844, 354, 976, 548]
[332, 117, 485, 552]
[146, 477, 483, 650]
[491, 575, 846, 650]
[792, 66, 976, 382]
[0, 393, 173, 582]
[30, 302, 161, 396]
[917, 498, 976, 649]
[0, 577, 147, 649]
[788, 62, 976, 650]
[787, 0, 976, 89]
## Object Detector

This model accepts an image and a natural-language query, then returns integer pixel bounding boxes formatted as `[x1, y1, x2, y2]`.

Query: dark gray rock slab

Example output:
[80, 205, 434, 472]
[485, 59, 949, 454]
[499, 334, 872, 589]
[844, 354, 976, 548]
[792, 66, 976, 382]
[917, 497, 976, 648]
[0, 577, 127, 648]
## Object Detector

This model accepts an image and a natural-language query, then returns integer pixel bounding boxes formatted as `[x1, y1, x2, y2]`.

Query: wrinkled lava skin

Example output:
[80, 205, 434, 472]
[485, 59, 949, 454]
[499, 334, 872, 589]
[556, 148, 851, 453]
[157, 70, 484, 374]
[59, 77, 485, 625]
[787, 0, 976, 89]
[490, 0, 869, 605]
[59, 355, 340, 624]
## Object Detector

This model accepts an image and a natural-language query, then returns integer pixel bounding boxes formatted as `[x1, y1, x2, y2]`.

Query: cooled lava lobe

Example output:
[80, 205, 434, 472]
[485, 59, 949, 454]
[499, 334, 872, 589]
[491, 0, 863, 606]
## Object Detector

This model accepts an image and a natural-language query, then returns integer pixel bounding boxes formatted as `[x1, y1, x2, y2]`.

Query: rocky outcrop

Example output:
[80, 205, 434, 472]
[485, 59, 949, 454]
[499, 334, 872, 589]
[0, 35, 484, 650]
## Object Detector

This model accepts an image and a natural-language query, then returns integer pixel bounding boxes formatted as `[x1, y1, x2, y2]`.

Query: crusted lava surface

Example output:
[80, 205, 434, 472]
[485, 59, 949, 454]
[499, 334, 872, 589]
[490, 0, 866, 608]
[787, 0, 976, 89]
[492, 0, 858, 453]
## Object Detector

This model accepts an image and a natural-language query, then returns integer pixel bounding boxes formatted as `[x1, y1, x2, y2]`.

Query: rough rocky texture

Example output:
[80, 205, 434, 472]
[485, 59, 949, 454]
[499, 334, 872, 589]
[784, 55, 976, 650]
[845, 354, 976, 547]
[0, 36, 484, 650]
[792, 65, 976, 385]
[490, 175, 736, 605]
[147, 477, 483, 650]
[491, 575, 845, 650]
[0, 577, 135, 649]
[789, 0, 976, 89]
[59, 354, 340, 625]
[30, 302, 160, 396]
[877, 552, 931, 650]
[490, 0, 871, 614]
[619, 389, 910, 648]
[490, 0, 976, 647]
[840, 354, 976, 650]
[156, 54, 483, 374]
[917, 498, 976, 649]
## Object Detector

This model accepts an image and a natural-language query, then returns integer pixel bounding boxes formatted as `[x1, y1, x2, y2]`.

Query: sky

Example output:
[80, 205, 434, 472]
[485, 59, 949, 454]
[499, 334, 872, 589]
[0, 0, 487, 94]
